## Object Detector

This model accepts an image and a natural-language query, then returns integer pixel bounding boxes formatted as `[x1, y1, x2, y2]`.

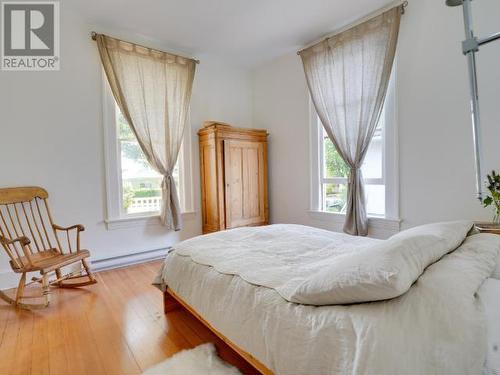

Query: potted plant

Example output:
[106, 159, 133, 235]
[482, 170, 500, 226]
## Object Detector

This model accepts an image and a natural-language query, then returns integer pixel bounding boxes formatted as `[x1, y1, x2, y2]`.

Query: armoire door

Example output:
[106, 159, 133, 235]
[224, 139, 267, 229]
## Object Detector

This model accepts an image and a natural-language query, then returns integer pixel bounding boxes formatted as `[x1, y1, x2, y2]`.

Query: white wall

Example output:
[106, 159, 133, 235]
[253, 0, 500, 233]
[0, 6, 253, 287]
[253, 54, 311, 226]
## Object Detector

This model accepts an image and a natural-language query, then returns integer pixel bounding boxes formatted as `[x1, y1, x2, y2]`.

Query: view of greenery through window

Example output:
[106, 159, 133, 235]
[323, 135, 349, 213]
[117, 108, 180, 215]
[321, 123, 385, 216]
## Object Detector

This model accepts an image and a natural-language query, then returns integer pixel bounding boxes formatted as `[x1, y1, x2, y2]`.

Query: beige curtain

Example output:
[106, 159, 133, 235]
[96, 34, 196, 231]
[299, 7, 401, 236]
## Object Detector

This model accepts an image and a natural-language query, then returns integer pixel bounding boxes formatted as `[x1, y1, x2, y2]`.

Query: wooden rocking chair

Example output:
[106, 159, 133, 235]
[0, 187, 96, 310]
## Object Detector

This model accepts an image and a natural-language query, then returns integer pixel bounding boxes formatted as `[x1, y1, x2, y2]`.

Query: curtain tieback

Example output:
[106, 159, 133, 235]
[348, 166, 362, 185]
[161, 173, 174, 189]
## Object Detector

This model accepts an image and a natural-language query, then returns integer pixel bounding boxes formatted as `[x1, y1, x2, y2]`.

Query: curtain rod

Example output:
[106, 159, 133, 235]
[297, 0, 408, 55]
[90, 31, 200, 64]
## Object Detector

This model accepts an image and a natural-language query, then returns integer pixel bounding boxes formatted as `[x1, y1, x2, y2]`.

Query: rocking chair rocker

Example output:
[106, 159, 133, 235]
[0, 187, 96, 309]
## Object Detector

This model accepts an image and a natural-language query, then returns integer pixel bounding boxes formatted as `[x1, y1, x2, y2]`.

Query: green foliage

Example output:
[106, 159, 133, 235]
[324, 139, 349, 178]
[133, 189, 161, 198]
[483, 196, 493, 206]
[482, 170, 500, 224]
[122, 186, 135, 210]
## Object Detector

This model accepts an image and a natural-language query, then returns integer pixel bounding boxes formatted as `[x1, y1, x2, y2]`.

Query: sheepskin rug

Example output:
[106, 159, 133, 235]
[142, 343, 242, 375]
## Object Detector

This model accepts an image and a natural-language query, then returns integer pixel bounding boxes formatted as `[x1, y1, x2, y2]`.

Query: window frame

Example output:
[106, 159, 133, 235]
[102, 72, 195, 229]
[309, 67, 399, 221]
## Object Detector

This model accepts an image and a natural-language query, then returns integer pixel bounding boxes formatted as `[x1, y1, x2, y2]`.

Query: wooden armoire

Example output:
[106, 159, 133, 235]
[198, 121, 269, 234]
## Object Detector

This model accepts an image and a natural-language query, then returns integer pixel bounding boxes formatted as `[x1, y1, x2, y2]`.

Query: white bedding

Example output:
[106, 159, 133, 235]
[478, 278, 500, 375]
[155, 225, 500, 375]
[172, 222, 473, 305]
[173, 224, 378, 300]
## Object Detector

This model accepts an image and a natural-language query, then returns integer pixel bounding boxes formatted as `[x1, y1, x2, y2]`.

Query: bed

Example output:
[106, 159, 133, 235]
[154, 222, 500, 375]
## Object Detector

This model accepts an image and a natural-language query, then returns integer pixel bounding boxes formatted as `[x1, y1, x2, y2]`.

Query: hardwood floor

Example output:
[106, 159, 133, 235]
[0, 260, 259, 375]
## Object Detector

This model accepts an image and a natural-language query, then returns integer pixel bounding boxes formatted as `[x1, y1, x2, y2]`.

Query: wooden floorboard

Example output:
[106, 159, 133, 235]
[0, 260, 259, 375]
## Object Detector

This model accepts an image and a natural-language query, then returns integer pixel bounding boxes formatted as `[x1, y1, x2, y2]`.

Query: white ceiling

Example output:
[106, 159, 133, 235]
[72, 0, 395, 68]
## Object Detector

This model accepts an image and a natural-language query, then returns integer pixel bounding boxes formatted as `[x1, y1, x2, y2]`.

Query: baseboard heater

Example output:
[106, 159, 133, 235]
[91, 246, 172, 272]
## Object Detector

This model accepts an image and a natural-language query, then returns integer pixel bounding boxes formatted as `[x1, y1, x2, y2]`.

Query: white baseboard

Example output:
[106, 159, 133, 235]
[0, 248, 170, 290]
[91, 247, 171, 272]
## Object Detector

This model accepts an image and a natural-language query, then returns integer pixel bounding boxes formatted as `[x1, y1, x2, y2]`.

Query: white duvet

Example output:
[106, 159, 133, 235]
[170, 222, 473, 305]
[172, 224, 379, 299]
[155, 224, 500, 375]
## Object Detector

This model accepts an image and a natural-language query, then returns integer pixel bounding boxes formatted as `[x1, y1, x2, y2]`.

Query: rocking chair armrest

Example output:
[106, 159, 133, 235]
[0, 235, 31, 247]
[52, 224, 85, 232]
[52, 224, 85, 253]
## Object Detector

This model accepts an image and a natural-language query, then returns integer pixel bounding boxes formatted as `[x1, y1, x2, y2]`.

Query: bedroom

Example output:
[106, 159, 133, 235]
[0, 0, 499, 374]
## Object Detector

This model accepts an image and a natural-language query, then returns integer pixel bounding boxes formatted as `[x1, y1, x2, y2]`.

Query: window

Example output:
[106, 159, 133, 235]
[310, 72, 398, 220]
[116, 107, 182, 216]
[103, 76, 194, 226]
[319, 114, 385, 216]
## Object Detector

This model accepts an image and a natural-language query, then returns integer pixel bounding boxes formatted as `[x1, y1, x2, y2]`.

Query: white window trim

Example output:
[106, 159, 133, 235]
[101, 72, 195, 230]
[308, 66, 400, 226]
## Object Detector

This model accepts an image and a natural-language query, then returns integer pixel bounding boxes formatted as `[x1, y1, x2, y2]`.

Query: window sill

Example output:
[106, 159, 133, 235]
[307, 210, 401, 232]
[105, 211, 197, 230]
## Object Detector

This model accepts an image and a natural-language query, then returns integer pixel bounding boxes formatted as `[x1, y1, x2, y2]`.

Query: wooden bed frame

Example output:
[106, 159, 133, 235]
[164, 288, 273, 375]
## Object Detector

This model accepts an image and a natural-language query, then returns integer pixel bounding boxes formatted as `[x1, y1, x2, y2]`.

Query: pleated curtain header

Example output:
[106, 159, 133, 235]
[298, 5, 404, 58]
[93, 32, 199, 65]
